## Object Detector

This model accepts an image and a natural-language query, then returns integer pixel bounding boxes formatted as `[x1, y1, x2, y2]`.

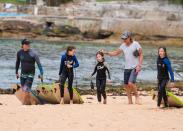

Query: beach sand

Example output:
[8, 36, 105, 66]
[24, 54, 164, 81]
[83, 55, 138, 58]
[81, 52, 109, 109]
[0, 94, 183, 131]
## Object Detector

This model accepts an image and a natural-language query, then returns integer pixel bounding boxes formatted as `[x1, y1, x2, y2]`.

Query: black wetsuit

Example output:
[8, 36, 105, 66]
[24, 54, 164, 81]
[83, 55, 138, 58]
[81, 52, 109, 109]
[157, 57, 174, 107]
[59, 53, 79, 100]
[91, 62, 110, 102]
[15, 49, 43, 92]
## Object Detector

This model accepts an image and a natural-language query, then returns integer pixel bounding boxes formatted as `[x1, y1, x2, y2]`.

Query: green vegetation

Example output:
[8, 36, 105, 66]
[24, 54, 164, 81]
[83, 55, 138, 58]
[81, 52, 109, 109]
[0, 0, 26, 4]
[0, 0, 73, 5]
[168, 0, 183, 6]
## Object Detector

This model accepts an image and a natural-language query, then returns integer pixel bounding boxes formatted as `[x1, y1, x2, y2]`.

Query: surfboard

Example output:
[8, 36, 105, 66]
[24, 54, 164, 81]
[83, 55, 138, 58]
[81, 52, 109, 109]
[36, 83, 84, 104]
[12, 84, 43, 105]
[152, 90, 183, 107]
[166, 91, 183, 107]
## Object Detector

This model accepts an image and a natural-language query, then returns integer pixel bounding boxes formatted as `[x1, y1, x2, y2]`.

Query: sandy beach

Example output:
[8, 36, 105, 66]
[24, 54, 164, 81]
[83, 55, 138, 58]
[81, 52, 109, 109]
[0, 94, 183, 131]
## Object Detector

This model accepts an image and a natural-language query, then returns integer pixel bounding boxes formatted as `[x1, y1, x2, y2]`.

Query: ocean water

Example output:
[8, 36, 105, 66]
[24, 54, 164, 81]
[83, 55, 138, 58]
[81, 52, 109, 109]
[0, 39, 182, 89]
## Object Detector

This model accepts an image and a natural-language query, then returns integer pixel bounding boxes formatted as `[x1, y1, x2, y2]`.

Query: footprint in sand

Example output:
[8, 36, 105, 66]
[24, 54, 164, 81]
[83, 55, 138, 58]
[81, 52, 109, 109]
[86, 97, 94, 100]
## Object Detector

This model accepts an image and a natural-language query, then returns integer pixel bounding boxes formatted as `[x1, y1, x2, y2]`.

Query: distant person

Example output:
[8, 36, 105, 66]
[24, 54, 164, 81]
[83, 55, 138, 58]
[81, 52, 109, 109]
[59, 46, 79, 104]
[157, 47, 175, 108]
[15, 39, 43, 104]
[102, 31, 143, 104]
[91, 51, 111, 104]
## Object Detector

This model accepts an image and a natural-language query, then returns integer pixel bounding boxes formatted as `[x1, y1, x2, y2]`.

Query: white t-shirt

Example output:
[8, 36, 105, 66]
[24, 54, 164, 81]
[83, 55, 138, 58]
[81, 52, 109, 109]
[119, 41, 142, 69]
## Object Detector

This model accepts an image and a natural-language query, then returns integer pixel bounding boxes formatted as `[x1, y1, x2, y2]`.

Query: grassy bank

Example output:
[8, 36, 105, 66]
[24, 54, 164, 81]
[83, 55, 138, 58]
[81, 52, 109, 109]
[0, 0, 26, 4]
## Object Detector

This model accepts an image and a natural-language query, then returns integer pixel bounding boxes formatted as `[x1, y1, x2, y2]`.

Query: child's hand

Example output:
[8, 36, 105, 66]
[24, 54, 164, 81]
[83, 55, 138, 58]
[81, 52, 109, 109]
[170, 82, 175, 88]
[16, 74, 20, 79]
[90, 75, 93, 79]
[107, 79, 112, 83]
[67, 64, 72, 68]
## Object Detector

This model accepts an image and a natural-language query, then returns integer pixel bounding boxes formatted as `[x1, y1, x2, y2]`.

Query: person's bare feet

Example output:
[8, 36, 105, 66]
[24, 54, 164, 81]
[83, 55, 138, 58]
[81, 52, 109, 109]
[155, 106, 162, 111]
[103, 99, 107, 104]
[60, 98, 64, 104]
[126, 87, 133, 105]
[128, 101, 133, 104]
[70, 100, 73, 104]
[135, 97, 142, 105]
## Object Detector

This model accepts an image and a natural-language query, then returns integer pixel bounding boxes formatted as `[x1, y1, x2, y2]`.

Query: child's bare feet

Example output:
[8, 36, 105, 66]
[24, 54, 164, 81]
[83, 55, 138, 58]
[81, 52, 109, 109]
[70, 100, 73, 104]
[60, 98, 64, 104]
[128, 101, 133, 104]
[103, 99, 107, 104]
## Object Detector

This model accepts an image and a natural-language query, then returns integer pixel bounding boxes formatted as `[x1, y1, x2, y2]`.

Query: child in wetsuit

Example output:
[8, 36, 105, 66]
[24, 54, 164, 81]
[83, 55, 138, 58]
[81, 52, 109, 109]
[157, 47, 175, 108]
[91, 51, 111, 104]
[59, 46, 79, 104]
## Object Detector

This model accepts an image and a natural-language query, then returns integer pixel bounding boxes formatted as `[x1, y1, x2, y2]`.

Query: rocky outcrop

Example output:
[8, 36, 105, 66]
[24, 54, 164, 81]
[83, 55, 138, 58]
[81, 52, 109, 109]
[0, 0, 183, 43]
[0, 88, 14, 94]
[0, 19, 114, 40]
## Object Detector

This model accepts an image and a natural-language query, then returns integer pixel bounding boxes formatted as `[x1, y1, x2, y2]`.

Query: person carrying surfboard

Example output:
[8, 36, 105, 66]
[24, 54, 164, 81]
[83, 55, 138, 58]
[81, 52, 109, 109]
[59, 46, 79, 104]
[91, 51, 111, 104]
[15, 39, 44, 104]
[157, 47, 175, 108]
[101, 31, 143, 105]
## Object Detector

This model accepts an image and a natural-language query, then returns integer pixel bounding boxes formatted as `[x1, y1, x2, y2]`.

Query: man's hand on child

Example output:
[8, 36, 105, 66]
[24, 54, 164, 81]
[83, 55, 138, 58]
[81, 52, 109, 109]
[100, 49, 108, 55]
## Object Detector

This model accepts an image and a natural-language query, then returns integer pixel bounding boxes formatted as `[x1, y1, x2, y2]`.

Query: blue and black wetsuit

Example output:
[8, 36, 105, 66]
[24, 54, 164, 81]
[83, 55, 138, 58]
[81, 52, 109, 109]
[157, 57, 174, 107]
[91, 62, 110, 102]
[16, 49, 43, 92]
[59, 53, 79, 100]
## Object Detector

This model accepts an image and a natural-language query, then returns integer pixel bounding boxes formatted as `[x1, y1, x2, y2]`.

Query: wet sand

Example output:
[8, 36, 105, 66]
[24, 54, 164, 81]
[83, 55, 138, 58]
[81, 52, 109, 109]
[0, 95, 183, 131]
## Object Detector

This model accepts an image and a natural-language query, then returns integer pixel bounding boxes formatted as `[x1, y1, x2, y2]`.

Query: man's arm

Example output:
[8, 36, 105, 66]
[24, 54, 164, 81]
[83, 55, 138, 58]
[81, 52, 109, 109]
[59, 56, 64, 75]
[105, 48, 122, 57]
[34, 52, 44, 76]
[138, 48, 143, 66]
[136, 48, 143, 73]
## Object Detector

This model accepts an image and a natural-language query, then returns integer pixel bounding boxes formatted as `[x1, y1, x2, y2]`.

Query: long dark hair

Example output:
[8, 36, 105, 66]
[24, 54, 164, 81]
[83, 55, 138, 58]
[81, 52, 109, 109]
[158, 46, 168, 59]
[96, 51, 105, 62]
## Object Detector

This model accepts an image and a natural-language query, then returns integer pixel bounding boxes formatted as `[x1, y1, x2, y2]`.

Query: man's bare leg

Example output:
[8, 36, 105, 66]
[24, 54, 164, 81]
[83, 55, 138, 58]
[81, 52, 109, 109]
[129, 82, 141, 104]
[22, 91, 31, 105]
[125, 85, 133, 104]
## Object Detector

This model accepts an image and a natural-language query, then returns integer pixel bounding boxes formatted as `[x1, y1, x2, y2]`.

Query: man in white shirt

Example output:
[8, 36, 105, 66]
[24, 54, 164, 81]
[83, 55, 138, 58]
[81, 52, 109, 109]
[103, 31, 143, 104]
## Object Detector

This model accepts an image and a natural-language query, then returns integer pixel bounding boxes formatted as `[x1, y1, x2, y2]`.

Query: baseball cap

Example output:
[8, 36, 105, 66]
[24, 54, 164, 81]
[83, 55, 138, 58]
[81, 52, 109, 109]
[121, 31, 132, 40]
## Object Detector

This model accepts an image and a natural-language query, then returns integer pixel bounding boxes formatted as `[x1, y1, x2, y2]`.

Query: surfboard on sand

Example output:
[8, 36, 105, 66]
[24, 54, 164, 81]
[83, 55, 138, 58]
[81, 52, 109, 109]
[152, 90, 183, 107]
[36, 83, 84, 104]
[12, 84, 43, 105]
